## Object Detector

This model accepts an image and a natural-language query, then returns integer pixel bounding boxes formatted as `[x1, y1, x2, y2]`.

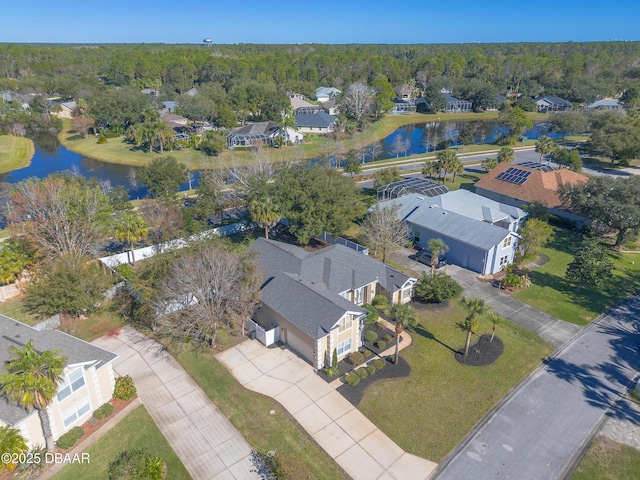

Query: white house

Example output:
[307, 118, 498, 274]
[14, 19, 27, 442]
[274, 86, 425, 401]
[315, 87, 341, 103]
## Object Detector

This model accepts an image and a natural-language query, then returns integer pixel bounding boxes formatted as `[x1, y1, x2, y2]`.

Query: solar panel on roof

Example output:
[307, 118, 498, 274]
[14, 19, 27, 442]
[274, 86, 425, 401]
[517, 161, 556, 172]
[496, 168, 531, 185]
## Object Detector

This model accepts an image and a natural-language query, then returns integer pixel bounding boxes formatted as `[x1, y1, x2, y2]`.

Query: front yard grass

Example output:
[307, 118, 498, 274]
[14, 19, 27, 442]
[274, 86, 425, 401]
[0, 135, 34, 173]
[175, 348, 350, 480]
[53, 404, 190, 480]
[570, 436, 640, 480]
[0, 297, 43, 325]
[513, 228, 640, 325]
[356, 302, 553, 462]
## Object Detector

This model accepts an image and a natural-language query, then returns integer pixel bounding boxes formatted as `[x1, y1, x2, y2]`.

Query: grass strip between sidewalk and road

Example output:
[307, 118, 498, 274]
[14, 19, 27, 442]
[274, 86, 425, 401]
[569, 436, 640, 480]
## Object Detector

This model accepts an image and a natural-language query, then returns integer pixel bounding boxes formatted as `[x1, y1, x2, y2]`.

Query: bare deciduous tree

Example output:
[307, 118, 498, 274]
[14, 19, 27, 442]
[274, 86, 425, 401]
[140, 202, 185, 244]
[342, 82, 374, 125]
[360, 204, 411, 262]
[153, 245, 261, 348]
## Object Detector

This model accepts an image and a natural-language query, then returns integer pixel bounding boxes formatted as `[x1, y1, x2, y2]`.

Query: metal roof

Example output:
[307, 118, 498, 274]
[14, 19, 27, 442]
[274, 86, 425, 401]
[377, 177, 449, 201]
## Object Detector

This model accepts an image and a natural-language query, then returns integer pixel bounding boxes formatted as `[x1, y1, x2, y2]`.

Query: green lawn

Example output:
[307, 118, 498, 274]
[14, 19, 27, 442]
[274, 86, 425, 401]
[357, 302, 553, 462]
[570, 436, 640, 480]
[513, 228, 640, 325]
[53, 405, 190, 480]
[0, 135, 34, 173]
[175, 348, 350, 480]
[0, 297, 44, 325]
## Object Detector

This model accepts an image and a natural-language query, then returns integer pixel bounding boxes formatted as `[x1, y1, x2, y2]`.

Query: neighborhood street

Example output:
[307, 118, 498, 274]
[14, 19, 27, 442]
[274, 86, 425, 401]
[431, 293, 640, 480]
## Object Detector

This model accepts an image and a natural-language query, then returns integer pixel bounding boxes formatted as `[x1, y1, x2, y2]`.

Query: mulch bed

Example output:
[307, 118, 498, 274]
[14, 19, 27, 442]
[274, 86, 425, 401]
[455, 334, 504, 366]
[337, 356, 411, 406]
[316, 357, 358, 383]
[362, 323, 397, 355]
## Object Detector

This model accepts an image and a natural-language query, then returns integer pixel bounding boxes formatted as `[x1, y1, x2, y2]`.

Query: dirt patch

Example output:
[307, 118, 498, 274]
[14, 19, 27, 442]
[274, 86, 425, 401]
[455, 334, 504, 366]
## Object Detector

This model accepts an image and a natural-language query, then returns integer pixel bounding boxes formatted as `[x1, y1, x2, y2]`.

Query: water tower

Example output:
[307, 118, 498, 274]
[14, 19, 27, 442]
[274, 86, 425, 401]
[203, 38, 212, 47]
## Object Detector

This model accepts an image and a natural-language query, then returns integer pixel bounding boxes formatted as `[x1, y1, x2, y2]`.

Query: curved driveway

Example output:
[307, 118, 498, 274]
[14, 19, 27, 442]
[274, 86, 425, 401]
[432, 293, 640, 480]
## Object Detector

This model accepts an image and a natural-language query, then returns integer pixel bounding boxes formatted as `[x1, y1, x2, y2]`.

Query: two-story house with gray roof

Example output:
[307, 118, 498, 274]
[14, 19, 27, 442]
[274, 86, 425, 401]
[248, 238, 416, 369]
[380, 190, 527, 275]
[0, 315, 117, 448]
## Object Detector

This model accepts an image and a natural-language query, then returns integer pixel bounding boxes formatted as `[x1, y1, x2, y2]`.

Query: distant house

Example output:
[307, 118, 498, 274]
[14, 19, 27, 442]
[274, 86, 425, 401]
[52, 101, 76, 119]
[535, 95, 573, 112]
[475, 162, 590, 226]
[295, 111, 337, 133]
[380, 190, 526, 275]
[248, 238, 416, 369]
[394, 84, 416, 100]
[315, 86, 341, 103]
[0, 91, 31, 111]
[279, 125, 304, 144]
[160, 113, 188, 126]
[290, 96, 315, 112]
[486, 95, 509, 111]
[442, 93, 472, 112]
[0, 314, 117, 448]
[140, 88, 158, 98]
[162, 100, 178, 113]
[227, 121, 279, 149]
[585, 98, 622, 111]
[390, 99, 417, 114]
[184, 87, 198, 97]
[321, 98, 339, 116]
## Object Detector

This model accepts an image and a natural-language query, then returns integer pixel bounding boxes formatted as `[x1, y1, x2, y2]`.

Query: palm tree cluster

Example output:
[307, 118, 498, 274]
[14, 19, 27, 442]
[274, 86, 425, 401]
[429, 149, 464, 183]
[459, 297, 501, 357]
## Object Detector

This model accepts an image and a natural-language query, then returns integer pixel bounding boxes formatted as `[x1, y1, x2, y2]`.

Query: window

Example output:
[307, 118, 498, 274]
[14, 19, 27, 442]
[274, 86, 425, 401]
[499, 255, 509, 268]
[337, 338, 352, 356]
[339, 316, 352, 332]
[62, 398, 91, 428]
[57, 369, 86, 402]
[354, 287, 364, 305]
[402, 287, 412, 301]
[413, 230, 420, 243]
[503, 236, 512, 248]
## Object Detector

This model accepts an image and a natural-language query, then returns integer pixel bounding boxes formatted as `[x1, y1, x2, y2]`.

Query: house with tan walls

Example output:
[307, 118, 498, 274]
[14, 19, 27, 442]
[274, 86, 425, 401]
[248, 238, 417, 369]
[0, 315, 117, 448]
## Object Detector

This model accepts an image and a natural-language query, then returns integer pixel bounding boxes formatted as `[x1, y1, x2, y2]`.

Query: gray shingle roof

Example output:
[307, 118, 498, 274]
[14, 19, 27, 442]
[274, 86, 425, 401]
[295, 112, 336, 128]
[424, 190, 526, 225]
[229, 121, 278, 136]
[0, 314, 117, 426]
[536, 96, 572, 107]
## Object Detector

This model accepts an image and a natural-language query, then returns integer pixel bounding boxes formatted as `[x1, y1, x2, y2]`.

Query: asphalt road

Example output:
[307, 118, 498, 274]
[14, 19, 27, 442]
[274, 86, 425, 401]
[432, 293, 640, 480]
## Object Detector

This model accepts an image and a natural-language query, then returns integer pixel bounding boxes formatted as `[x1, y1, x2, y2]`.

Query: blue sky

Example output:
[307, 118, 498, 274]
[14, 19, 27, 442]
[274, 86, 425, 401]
[1, 0, 639, 44]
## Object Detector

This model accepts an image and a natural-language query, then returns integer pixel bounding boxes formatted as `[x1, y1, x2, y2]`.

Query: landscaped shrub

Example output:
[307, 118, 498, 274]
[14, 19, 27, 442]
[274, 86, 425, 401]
[372, 358, 386, 370]
[108, 449, 165, 480]
[57, 427, 84, 450]
[363, 304, 379, 324]
[387, 355, 396, 363]
[113, 375, 137, 400]
[97, 134, 108, 144]
[349, 351, 365, 366]
[415, 272, 462, 303]
[502, 274, 523, 288]
[385, 334, 393, 344]
[376, 340, 386, 350]
[363, 349, 372, 358]
[93, 402, 115, 420]
[344, 373, 360, 386]
[324, 348, 340, 377]
[364, 331, 378, 343]
[253, 451, 287, 480]
[356, 368, 369, 378]
[114, 263, 135, 280]
[366, 365, 376, 375]
[372, 294, 390, 310]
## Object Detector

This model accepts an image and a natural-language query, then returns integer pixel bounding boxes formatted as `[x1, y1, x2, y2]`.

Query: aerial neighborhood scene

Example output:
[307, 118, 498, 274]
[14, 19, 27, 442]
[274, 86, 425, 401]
[1, 1, 640, 479]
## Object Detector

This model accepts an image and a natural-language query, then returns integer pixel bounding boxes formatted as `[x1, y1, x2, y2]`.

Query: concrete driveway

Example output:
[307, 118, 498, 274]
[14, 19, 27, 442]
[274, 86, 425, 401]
[93, 326, 261, 480]
[217, 340, 437, 480]
[431, 293, 640, 480]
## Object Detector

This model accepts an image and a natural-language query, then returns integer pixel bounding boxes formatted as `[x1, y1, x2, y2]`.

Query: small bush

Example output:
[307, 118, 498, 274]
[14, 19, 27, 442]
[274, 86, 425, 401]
[356, 368, 369, 378]
[344, 373, 360, 386]
[385, 334, 393, 343]
[349, 351, 365, 366]
[114, 263, 135, 280]
[623, 241, 639, 250]
[57, 427, 84, 450]
[108, 449, 165, 480]
[364, 331, 378, 343]
[376, 320, 387, 330]
[113, 375, 137, 400]
[376, 340, 386, 350]
[93, 403, 115, 420]
[363, 349, 372, 358]
[372, 358, 386, 370]
[97, 134, 108, 144]
[363, 304, 379, 324]
[372, 294, 390, 310]
[366, 365, 376, 375]
[387, 355, 396, 363]
[502, 274, 523, 288]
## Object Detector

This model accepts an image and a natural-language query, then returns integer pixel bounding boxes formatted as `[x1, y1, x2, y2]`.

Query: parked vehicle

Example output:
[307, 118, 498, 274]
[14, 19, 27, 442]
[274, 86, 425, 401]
[410, 250, 447, 268]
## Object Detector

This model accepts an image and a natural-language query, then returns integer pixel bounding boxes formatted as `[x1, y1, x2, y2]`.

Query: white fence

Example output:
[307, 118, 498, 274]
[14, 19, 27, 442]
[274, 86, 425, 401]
[247, 319, 280, 347]
[100, 221, 256, 268]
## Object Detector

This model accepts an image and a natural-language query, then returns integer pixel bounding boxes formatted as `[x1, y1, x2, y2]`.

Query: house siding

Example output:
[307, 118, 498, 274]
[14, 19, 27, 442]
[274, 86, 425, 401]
[255, 305, 317, 364]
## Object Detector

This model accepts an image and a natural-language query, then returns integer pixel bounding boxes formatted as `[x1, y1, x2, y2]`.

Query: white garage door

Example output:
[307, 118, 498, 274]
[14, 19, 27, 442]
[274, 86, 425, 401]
[285, 328, 315, 365]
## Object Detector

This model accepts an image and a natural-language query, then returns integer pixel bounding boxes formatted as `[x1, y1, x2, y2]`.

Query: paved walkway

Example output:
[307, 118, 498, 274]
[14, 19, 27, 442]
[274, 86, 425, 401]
[387, 249, 581, 349]
[93, 326, 261, 480]
[600, 396, 640, 450]
[431, 292, 640, 480]
[217, 339, 437, 480]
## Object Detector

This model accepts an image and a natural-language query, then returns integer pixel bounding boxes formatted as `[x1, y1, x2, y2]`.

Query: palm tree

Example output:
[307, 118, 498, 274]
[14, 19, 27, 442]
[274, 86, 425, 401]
[422, 160, 438, 179]
[155, 122, 174, 154]
[114, 211, 149, 265]
[436, 149, 457, 183]
[482, 157, 498, 171]
[0, 340, 67, 451]
[449, 157, 464, 182]
[428, 238, 449, 276]
[535, 135, 554, 163]
[388, 303, 417, 365]
[460, 297, 490, 357]
[489, 313, 502, 342]
[497, 146, 515, 164]
[0, 425, 28, 472]
[248, 198, 281, 239]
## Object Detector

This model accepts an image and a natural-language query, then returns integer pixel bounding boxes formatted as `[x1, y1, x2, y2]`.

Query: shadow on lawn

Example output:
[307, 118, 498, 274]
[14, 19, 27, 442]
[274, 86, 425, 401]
[413, 324, 457, 353]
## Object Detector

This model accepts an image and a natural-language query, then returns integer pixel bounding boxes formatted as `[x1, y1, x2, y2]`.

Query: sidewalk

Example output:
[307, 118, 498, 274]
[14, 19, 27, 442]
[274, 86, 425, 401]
[93, 326, 261, 480]
[217, 336, 437, 480]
